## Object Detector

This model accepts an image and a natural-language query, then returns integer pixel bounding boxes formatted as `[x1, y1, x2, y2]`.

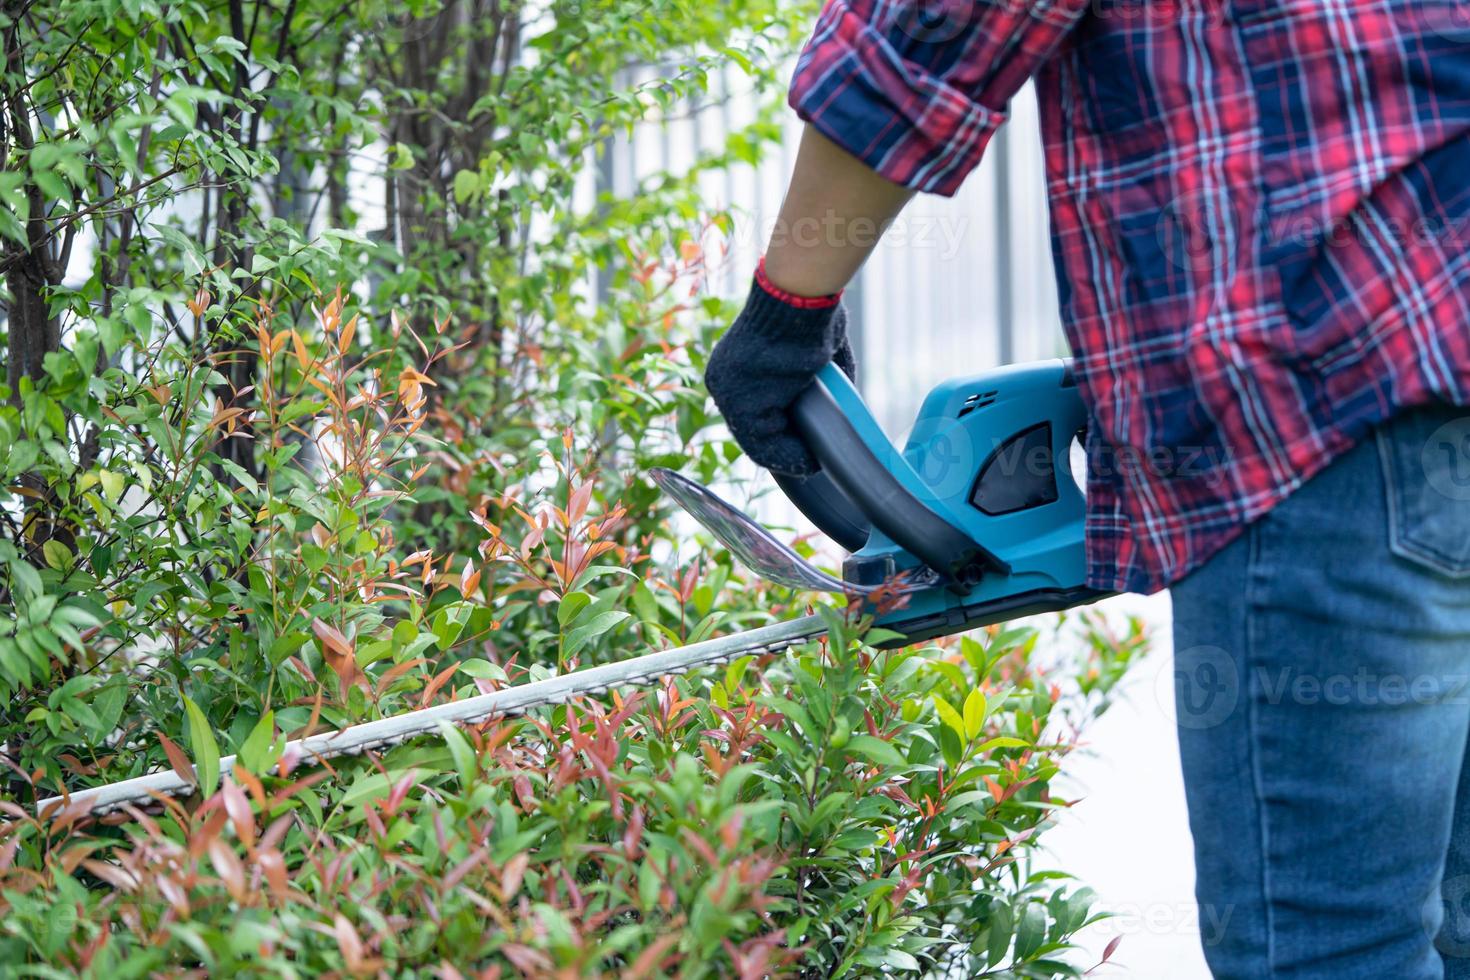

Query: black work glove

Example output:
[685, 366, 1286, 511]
[704, 266, 856, 477]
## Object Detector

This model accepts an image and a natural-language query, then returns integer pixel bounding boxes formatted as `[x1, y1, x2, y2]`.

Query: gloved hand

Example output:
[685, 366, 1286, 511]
[704, 261, 856, 477]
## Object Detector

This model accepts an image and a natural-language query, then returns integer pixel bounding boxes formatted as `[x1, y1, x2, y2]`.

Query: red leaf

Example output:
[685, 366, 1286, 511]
[80, 858, 139, 892]
[311, 618, 353, 660]
[258, 847, 289, 902]
[501, 851, 529, 898]
[157, 732, 197, 787]
[207, 838, 247, 900]
[221, 778, 255, 847]
[334, 913, 364, 970]
[443, 848, 488, 890]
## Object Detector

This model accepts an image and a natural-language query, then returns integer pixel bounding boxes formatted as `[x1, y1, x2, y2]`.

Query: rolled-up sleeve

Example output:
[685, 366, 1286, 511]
[789, 0, 1087, 196]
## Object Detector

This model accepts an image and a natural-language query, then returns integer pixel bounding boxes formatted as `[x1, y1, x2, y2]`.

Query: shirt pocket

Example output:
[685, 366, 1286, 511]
[1377, 403, 1470, 578]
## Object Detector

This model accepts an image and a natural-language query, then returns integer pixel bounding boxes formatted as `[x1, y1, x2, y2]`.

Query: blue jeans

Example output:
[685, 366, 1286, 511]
[1172, 402, 1470, 978]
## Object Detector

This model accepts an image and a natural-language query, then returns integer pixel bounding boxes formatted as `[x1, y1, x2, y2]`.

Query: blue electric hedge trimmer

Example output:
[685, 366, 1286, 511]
[653, 357, 1107, 644]
[45, 358, 1107, 817]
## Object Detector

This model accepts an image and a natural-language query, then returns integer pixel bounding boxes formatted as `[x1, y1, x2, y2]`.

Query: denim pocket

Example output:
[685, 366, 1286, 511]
[1376, 403, 1470, 578]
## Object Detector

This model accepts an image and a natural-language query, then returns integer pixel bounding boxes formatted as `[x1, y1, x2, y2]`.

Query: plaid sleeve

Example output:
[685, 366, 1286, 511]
[788, 0, 1088, 196]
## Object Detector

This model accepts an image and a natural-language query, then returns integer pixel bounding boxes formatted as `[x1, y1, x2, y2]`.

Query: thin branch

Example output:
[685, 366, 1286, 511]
[0, 166, 188, 277]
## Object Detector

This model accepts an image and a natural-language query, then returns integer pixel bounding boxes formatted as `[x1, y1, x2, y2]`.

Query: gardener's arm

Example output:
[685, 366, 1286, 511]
[761, 126, 914, 298]
[708, 0, 1091, 476]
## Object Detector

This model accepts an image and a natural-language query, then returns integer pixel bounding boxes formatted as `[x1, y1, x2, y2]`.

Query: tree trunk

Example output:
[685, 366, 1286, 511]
[2, 5, 60, 406]
[4, 252, 58, 403]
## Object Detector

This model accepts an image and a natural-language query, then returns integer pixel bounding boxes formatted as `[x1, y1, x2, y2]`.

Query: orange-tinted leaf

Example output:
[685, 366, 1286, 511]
[339, 313, 358, 354]
[443, 848, 488, 890]
[374, 657, 426, 699]
[311, 618, 353, 660]
[157, 732, 197, 787]
[207, 838, 247, 900]
[460, 561, 481, 598]
[501, 851, 529, 898]
[221, 778, 255, 848]
[81, 858, 139, 892]
[334, 913, 364, 969]
[187, 287, 211, 318]
[290, 330, 312, 372]
[258, 847, 289, 902]
[419, 661, 460, 708]
[627, 934, 680, 979]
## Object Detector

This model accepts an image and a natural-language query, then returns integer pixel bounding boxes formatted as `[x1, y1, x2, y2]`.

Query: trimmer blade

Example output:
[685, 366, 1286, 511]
[649, 468, 859, 595]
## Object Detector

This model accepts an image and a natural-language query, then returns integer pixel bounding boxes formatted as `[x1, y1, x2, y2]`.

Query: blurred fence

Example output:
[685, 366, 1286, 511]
[591, 63, 1069, 437]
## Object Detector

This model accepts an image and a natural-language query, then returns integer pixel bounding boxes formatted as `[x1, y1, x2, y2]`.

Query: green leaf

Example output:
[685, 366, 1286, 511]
[877, 948, 921, 972]
[964, 688, 988, 740]
[7, 555, 43, 599]
[862, 628, 908, 647]
[631, 581, 659, 623]
[183, 695, 221, 798]
[1014, 902, 1047, 961]
[89, 543, 113, 578]
[301, 544, 330, 573]
[390, 142, 415, 170]
[41, 539, 72, 571]
[986, 901, 1015, 966]
[978, 736, 1030, 752]
[439, 721, 477, 787]
[933, 694, 967, 742]
[237, 710, 277, 773]
[562, 610, 631, 660]
[4, 440, 38, 478]
[847, 734, 905, 767]
[457, 658, 508, 682]
[98, 468, 125, 503]
[452, 169, 481, 204]
[557, 591, 591, 627]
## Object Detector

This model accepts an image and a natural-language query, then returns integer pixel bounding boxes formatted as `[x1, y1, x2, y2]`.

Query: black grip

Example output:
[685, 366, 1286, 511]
[790, 380, 1009, 592]
[772, 471, 870, 553]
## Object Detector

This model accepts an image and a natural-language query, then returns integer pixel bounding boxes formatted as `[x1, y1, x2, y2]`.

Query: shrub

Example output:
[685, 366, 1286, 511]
[0, 269, 1148, 972]
[0, 0, 1147, 974]
[3, 607, 1144, 977]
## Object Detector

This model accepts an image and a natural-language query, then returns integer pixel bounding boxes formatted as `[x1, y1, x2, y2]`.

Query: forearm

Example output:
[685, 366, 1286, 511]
[762, 125, 914, 298]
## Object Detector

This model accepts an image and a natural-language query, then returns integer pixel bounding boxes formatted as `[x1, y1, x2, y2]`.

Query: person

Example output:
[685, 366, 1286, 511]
[703, 1, 1470, 976]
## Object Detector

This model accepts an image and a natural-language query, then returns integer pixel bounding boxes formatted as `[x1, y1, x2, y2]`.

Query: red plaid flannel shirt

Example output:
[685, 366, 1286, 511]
[790, 0, 1470, 593]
